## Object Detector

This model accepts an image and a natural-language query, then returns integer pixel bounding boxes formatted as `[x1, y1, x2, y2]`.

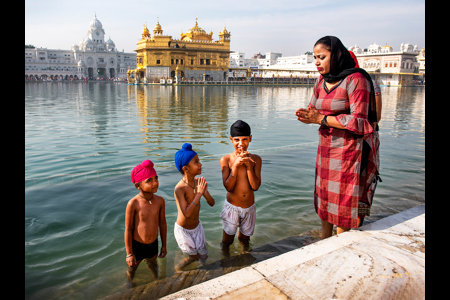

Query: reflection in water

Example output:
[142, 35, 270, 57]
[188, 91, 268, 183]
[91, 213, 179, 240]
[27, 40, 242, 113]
[381, 86, 425, 134]
[227, 85, 313, 125]
[128, 85, 230, 161]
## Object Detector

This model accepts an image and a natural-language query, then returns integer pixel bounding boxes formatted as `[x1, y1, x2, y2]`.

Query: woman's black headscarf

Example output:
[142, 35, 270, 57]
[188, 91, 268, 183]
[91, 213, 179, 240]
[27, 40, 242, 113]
[315, 36, 377, 123]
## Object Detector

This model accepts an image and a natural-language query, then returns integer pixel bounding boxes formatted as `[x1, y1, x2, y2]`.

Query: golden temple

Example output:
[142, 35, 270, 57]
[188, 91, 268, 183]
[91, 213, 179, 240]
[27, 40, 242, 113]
[128, 19, 231, 82]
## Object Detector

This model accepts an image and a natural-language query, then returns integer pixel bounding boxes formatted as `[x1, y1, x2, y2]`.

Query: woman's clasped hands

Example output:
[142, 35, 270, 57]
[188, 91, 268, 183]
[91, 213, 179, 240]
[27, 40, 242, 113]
[296, 106, 323, 124]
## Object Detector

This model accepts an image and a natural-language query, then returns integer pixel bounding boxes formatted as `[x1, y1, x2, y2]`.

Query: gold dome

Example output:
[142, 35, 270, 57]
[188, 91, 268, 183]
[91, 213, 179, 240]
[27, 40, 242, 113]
[219, 25, 231, 41]
[181, 18, 212, 41]
[153, 19, 163, 35]
[189, 19, 206, 34]
[142, 23, 150, 39]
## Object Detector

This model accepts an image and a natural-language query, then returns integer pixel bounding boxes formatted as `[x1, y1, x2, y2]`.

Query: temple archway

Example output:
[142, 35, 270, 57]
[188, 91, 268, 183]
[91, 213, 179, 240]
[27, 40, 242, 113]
[97, 68, 106, 78]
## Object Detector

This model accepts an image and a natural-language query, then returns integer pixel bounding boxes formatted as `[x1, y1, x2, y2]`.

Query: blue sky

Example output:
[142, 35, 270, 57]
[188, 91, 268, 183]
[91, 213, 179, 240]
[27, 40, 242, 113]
[25, 0, 425, 57]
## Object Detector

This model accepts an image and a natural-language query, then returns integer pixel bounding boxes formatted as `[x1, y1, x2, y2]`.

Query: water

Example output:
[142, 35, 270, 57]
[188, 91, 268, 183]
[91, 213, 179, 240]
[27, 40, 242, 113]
[25, 82, 425, 299]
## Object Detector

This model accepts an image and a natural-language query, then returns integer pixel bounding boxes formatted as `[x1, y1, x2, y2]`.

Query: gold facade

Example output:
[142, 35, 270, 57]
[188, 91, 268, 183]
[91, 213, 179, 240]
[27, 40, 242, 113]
[129, 19, 231, 82]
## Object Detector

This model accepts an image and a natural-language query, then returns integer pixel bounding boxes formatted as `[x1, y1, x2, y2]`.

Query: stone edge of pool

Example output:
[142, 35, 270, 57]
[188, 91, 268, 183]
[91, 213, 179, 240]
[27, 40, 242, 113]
[161, 203, 425, 300]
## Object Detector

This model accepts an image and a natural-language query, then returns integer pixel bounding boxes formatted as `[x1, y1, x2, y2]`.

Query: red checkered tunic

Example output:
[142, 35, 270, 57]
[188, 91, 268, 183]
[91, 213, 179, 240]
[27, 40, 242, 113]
[310, 73, 379, 229]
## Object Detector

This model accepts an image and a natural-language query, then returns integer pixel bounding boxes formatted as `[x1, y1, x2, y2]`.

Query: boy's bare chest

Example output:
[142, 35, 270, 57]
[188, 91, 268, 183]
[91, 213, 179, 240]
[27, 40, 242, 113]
[184, 190, 200, 207]
[137, 202, 159, 220]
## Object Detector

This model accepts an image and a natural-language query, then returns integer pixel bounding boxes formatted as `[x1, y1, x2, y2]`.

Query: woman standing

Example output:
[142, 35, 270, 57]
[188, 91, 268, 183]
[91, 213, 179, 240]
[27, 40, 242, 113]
[296, 36, 380, 239]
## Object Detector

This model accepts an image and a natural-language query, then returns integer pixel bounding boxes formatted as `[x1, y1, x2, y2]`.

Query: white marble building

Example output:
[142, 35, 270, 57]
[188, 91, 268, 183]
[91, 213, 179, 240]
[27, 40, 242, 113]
[228, 51, 316, 78]
[349, 42, 424, 85]
[229, 51, 283, 69]
[25, 15, 136, 80]
[228, 42, 425, 83]
[349, 42, 421, 73]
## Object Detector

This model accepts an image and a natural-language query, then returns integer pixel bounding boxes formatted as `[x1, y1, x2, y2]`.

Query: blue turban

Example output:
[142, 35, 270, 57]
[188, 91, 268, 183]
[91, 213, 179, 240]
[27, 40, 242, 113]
[175, 143, 197, 171]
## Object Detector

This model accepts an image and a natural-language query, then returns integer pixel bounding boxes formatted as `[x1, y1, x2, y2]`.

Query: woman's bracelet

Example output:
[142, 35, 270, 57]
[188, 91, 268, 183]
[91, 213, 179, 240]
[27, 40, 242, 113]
[126, 253, 133, 258]
[192, 201, 198, 206]
[230, 173, 236, 178]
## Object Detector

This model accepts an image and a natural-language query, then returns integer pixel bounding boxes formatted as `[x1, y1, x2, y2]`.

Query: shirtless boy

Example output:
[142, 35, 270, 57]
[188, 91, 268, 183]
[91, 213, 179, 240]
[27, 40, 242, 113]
[124, 160, 167, 287]
[220, 120, 262, 254]
[173, 143, 215, 272]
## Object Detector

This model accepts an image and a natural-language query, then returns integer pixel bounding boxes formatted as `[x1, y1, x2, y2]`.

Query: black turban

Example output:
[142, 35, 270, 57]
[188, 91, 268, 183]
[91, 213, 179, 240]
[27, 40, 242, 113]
[230, 120, 251, 137]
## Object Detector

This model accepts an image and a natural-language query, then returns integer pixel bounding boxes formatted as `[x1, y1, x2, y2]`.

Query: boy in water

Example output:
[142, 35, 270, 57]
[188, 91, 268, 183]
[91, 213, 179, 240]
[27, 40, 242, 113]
[173, 143, 215, 272]
[124, 160, 167, 287]
[220, 120, 262, 255]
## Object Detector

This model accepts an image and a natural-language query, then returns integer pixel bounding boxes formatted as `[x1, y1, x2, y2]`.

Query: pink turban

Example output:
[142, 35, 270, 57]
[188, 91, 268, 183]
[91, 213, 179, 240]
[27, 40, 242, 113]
[131, 160, 157, 184]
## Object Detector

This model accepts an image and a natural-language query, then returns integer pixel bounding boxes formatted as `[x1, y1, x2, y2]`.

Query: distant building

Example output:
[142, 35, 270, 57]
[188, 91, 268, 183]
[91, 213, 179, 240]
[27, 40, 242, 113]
[228, 51, 317, 78]
[130, 19, 231, 82]
[349, 42, 424, 85]
[229, 51, 315, 69]
[417, 48, 425, 76]
[25, 14, 137, 80]
[252, 53, 266, 59]
[229, 52, 248, 68]
[266, 54, 315, 69]
[230, 41, 424, 84]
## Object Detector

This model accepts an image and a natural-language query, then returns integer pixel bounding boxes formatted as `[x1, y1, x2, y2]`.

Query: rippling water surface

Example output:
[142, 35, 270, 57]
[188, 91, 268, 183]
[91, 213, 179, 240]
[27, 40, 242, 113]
[25, 82, 425, 299]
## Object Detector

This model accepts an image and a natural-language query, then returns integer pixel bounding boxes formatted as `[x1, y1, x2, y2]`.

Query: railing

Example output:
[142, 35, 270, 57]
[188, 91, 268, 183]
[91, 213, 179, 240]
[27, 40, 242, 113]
[174, 78, 316, 85]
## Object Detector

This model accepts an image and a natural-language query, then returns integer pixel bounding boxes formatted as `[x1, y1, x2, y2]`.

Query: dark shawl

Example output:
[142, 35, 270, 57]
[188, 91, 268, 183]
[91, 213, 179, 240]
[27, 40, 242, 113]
[318, 36, 377, 123]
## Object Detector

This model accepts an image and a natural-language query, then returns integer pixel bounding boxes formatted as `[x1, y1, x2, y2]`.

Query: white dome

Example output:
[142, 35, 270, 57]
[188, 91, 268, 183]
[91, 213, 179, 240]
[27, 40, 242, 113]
[400, 43, 414, 53]
[89, 16, 103, 30]
[106, 38, 115, 45]
[368, 42, 381, 53]
[85, 37, 93, 44]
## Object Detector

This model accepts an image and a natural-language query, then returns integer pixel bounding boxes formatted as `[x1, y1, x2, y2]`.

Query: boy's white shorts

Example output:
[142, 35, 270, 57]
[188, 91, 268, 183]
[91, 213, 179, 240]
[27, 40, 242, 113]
[220, 199, 256, 237]
[174, 220, 207, 256]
